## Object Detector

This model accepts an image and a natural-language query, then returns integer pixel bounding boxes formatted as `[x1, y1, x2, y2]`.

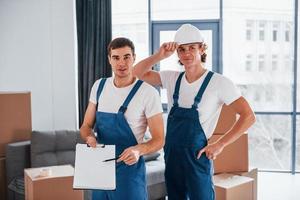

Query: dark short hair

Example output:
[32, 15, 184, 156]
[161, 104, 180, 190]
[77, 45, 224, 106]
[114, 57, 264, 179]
[107, 37, 135, 56]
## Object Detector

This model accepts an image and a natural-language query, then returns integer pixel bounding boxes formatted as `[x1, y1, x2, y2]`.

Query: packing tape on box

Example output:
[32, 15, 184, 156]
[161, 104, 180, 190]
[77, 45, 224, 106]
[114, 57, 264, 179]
[39, 168, 52, 177]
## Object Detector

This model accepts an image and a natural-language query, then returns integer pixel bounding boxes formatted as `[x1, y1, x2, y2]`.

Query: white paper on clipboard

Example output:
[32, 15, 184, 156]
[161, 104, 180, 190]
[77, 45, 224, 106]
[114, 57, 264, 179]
[73, 143, 116, 190]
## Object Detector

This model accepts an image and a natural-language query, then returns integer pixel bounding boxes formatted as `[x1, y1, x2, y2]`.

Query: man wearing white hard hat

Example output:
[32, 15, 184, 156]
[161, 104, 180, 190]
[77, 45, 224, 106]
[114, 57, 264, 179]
[133, 24, 255, 200]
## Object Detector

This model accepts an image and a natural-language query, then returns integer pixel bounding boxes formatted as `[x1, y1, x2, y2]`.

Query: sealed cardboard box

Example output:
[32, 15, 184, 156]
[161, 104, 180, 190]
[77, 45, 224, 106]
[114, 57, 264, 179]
[0, 157, 7, 200]
[25, 165, 83, 200]
[232, 168, 258, 200]
[209, 133, 248, 174]
[214, 105, 237, 134]
[0, 92, 32, 156]
[214, 173, 253, 200]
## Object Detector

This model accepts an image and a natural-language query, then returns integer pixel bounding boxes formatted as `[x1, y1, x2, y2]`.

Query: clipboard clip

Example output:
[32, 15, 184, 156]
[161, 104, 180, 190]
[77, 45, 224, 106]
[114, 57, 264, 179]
[86, 144, 106, 148]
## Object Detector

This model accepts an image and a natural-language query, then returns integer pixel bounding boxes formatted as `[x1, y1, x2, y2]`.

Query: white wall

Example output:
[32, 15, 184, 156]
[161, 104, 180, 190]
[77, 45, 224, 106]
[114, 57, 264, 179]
[0, 0, 78, 130]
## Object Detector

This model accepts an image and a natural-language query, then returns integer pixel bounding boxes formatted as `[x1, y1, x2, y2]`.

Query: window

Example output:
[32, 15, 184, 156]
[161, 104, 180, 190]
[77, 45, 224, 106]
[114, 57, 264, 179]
[285, 23, 292, 42]
[285, 30, 290, 42]
[297, 117, 300, 171]
[222, 0, 296, 172]
[272, 30, 278, 41]
[285, 55, 291, 69]
[272, 55, 278, 71]
[112, 0, 149, 62]
[246, 20, 254, 40]
[152, 0, 220, 20]
[245, 54, 252, 71]
[258, 55, 265, 71]
[272, 22, 279, 42]
[259, 21, 266, 41]
[248, 115, 291, 170]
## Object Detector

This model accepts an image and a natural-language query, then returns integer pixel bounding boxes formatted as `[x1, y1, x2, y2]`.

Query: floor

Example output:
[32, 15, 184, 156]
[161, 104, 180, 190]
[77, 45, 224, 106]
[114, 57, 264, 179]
[258, 172, 300, 200]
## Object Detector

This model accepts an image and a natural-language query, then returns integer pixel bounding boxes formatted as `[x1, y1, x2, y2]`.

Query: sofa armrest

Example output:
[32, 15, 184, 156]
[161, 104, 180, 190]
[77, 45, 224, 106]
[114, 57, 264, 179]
[6, 140, 31, 184]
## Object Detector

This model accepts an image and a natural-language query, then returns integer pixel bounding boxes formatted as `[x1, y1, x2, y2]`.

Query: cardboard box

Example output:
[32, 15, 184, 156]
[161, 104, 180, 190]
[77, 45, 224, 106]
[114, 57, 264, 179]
[0, 92, 32, 156]
[25, 165, 83, 200]
[214, 105, 237, 134]
[0, 157, 7, 200]
[214, 173, 253, 200]
[209, 133, 248, 174]
[232, 168, 258, 200]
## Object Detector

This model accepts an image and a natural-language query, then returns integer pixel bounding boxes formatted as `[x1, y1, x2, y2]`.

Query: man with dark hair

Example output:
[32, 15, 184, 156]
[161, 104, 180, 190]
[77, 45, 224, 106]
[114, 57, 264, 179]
[80, 37, 164, 200]
[107, 37, 135, 56]
[133, 24, 255, 200]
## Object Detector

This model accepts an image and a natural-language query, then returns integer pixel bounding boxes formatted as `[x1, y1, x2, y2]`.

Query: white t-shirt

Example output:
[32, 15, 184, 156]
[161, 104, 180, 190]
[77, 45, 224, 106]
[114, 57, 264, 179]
[159, 70, 241, 139]
[89, 77, 163, 143]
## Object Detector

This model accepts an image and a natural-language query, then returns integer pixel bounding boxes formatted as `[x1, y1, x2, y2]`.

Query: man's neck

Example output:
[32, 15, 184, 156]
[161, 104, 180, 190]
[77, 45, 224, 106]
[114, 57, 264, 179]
[113, 75, 136, 88]
[185, 64, 206, 83]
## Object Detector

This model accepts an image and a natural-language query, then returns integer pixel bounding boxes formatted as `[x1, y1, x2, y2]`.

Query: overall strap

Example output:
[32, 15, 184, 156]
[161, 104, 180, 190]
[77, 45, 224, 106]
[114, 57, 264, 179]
[172, 72, 185, 107]
[192, 71, 214, 109]
[118, 80, 143, 113]
[96, 78, 107, 107]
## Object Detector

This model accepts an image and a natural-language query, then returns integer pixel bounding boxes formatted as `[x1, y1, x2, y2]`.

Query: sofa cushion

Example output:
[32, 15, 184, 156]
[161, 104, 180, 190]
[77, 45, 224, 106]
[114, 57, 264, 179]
[145, 159, 165, 186]
[144, 152, 160, 162]
[31, 130, 84, 167]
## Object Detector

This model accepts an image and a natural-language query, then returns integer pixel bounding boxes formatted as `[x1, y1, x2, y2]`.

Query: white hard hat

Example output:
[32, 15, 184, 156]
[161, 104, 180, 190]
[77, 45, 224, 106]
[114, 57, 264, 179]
[174, 24, 204, 45]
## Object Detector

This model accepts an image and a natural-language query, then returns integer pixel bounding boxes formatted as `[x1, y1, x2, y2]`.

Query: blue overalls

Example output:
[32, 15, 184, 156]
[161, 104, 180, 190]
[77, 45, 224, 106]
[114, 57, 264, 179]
[164, 71, 215, 200]
[92, 78, 147, 200]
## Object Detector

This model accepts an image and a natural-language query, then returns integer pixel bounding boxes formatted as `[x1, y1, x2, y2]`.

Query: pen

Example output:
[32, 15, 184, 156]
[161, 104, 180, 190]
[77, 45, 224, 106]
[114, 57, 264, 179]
[103, 157, 119, 162]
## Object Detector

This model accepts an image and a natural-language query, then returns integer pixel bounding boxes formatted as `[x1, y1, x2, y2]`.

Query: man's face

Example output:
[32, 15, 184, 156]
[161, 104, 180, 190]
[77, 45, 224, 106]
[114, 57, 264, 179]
[177, 43, 202, 67]
[108, 46, 135, 78]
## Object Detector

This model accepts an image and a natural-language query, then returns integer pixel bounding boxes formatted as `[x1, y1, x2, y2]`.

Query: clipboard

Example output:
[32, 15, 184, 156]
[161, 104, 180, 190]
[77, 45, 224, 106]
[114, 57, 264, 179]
[73, 143, 116, 190]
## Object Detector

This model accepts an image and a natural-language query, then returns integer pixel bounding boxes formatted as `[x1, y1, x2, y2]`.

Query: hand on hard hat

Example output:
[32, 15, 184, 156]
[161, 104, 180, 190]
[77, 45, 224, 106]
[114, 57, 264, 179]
[157, 42, 178, 59]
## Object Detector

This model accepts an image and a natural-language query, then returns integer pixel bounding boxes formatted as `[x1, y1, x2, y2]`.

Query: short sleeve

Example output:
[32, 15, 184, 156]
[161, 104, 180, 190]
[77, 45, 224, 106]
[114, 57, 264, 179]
[159, 70, 180, 89]
[143, 86, 163, 119]
[217, 76, 241, 105]
[89, 80, 100, 104]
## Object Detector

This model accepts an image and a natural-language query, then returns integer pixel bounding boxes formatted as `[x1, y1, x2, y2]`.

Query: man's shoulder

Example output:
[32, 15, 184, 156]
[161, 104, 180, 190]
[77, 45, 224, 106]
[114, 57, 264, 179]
[139, 81, 158, 93]
[210, 71, 233, 84]
[160, 70, 181, 77]
[98, 77, 113, 83]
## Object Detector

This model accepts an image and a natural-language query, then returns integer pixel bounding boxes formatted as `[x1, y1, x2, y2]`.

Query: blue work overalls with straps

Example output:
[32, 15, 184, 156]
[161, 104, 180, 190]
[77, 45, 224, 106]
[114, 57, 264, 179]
[164, 71, 215, 200]
[92, 78, 147, 200]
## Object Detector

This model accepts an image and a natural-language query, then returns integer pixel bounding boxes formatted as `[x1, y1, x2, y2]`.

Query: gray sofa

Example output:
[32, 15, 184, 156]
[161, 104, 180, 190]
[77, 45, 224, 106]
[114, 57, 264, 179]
[5, 130, 166, 200]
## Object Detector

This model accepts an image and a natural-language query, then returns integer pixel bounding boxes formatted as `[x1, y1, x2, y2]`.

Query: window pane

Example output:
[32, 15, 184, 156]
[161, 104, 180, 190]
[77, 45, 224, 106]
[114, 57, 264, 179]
[296, 0, 300, 172]
[152, 0, 219, 20]
[272, 30, 277, 41]
[285, 30, 290, 42]
[223, 0, 294, 112]
[297, 116, 300, 171]
[249, 115, 291, 170]
[297, 3, 300, 111]
[112, 0, 149, 62]
[246, 20, 253, 40]
[272, 21, 279, 42]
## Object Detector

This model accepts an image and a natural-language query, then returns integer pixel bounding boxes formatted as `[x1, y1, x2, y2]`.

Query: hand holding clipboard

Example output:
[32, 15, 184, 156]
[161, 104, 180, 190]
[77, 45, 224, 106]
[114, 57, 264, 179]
[73, 144, 116, 190]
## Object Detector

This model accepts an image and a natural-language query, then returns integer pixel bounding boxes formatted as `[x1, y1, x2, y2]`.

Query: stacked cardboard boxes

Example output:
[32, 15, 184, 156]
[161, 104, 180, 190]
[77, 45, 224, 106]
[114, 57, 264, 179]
[209, 133, 248, 174]
[25, 165, 83, 200]
[214, 173, 254, 200]
[0, 92, 32, 199]
[211, 105, 257, 200]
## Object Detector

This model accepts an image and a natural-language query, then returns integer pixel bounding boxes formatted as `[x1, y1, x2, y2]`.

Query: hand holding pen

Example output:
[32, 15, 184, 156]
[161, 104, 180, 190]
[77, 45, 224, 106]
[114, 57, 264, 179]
[103, 157, 119, 162]
[117, 146, 141, 166]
